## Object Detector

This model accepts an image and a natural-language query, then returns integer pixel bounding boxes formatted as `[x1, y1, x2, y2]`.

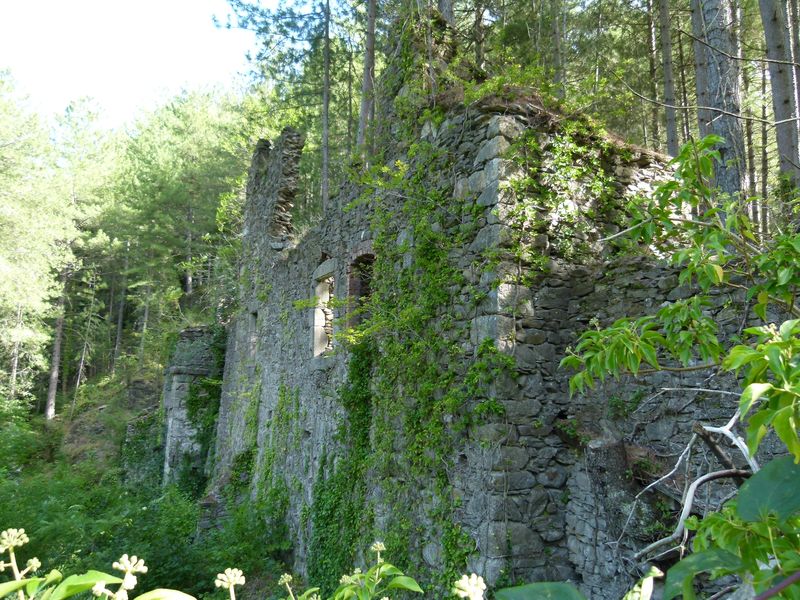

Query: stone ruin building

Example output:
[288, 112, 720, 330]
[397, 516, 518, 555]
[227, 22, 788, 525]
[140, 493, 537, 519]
[151, 89, 755, 599]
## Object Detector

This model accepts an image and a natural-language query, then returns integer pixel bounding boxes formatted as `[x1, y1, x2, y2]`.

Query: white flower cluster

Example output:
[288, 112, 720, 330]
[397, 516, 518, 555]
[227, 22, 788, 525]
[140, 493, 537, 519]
[370, 541, 386, 564]
[93, 555, 148, 600]
[452, 574, 486, 600]
[215, 568, 246, 590]
[0, 529, 29, 553]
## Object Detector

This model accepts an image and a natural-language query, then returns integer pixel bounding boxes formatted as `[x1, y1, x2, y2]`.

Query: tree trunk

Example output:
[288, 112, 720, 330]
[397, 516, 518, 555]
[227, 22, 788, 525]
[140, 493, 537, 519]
[789, 0, 800, 154]
[438, 0, 455, 26]
[759, 0, 800, 187]
[659, 0, 680, 156]
[647, 0, 662, 151]
[474, 4, 486, 68]
[356, 0, 376, 158]
[138, 286, 150, 367]
[552, 0, 565, 97]
[678, 31, 692, 143]
[45, 269, 68, 420]
[690, 0, 744, 197]
[321, 0, 331, 210]
[8, 304, 22, 401]
[761, 64, 770, 235]
[112, 240, 129, 372]
[347, 34, 354, 157]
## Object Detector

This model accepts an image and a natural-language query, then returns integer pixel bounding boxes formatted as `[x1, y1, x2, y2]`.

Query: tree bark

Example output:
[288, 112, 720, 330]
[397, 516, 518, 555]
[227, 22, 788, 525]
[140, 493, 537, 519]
[690, 0, 745, 197]
[438, 0, 455, 26]
[552, 0, 565, 97]
[8, 304, 22, 401]
[678, 31, 692, 143]
[321, 0, 331, 210]
[45, 269, 69, 420]
[138, 286, 150, 367]
[761, 64, 770, 235]
[759, 0, 800, 187]
[112, 240, 129, 372]
[647, 0, 662, 151]
[789, 0, 800, 155]
[356, 0, 376, 159]
[659, 0, 680, 156]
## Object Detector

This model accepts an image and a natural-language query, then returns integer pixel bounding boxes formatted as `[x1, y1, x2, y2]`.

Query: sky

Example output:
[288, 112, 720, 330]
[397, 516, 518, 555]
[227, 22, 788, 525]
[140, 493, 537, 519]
[0, 0, 260, 128]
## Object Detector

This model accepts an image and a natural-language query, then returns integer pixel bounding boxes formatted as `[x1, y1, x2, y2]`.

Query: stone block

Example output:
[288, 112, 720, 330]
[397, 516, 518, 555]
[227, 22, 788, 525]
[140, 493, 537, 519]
[487, 115, 525, 140]
[470, 315, 515, 345]
[472, 423, 515, 443]
[492, 446, 531, 470]
[474, 136, 511, 166]
[504, 398, 542, 420]
[538, 466, 568, 488]
[488, 521, 543, 556]
[492, 470, 536, 491]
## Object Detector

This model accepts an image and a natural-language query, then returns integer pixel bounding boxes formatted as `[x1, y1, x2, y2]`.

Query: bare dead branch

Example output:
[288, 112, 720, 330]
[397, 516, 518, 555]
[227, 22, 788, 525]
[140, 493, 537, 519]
[634, 468, 751, 560]
[678, 29, 800, 69]
[610, 71, 800, 128]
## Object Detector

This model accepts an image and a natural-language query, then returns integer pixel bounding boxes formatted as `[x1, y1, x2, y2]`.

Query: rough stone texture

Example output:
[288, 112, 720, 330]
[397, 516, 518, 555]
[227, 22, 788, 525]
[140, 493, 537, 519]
[162, 327, 217, 485]
[188, 99, 765, 598]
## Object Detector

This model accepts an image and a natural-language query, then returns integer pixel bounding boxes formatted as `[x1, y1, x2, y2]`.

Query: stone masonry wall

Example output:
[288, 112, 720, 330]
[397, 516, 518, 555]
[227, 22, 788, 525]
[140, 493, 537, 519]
[202, 94, 755, 598]
[162, 327, 217, 486]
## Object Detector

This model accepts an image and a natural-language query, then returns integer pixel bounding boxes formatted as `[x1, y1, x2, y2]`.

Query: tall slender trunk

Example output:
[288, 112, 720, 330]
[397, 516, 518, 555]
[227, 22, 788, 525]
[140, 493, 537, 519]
[789, 0, 800, 155]
[438, 0, 455, 25]
[71, 274, 96, 420]
[761, 65, 770, 235]
[356, 0, 376, 158]
[8, 304, 22, 401]
[474, 4, 486, 68]
[678, 31, 692, 142]
[690, 0, 744, 196]
[185, 206, 194, 298]
[321, 0, 331, 210]
[138, 285, 150, 367]
[112, 240, 129, 372]
[552, 0, 565, 97]
[758, 0, 800, 187]
[690, 0, 712, 137]
[659, 0, 680, 156]
[347, 34, 354, 157]
[647, 0, 662, 151]
[45, 269, 69, 420]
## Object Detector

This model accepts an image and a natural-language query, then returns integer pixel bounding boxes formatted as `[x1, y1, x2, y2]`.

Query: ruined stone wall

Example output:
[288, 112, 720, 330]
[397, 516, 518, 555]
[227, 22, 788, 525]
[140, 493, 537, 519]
[202, 95, 754, 598]
[161, 327, 218, 486]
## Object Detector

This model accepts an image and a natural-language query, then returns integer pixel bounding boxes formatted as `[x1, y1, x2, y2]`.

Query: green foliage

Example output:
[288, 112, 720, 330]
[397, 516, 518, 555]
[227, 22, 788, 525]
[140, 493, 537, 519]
[561, 135, 800, 597]
[308, 342, 373, 594]
[280, 546, 422, 600]
[495, 582, 588, 600]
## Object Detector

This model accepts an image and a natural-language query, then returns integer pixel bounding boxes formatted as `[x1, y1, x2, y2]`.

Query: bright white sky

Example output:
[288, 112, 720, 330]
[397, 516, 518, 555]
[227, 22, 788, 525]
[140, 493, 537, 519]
[0, 0, 260, 128]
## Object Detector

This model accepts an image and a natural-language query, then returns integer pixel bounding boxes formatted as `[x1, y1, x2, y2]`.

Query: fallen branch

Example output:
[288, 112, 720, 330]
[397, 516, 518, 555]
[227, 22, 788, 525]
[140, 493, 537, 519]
[634, 468, 751, 560]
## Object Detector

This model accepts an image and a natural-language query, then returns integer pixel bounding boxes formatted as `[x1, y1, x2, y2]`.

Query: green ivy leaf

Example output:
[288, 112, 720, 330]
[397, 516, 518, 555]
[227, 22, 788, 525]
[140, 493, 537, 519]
[738, 382, 773, 416]
[48, 571, 122, 600]
[737, 456, 800, 523]
[621, 566, 663, 600]
[777, 267, 793, 286]
[0, 579, 40, 600]
[722, 346, 762, 371]
[495, 582, 588, 600]
[132, 590, 197, 600]
[663, 549, 742, 600]
[778, 319, 800, 340]
[385, 576, 423, 593]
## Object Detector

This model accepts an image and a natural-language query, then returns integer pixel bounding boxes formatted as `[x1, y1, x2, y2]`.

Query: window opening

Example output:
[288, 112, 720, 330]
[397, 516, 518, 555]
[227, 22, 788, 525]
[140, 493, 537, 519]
[313, 275, 335, 356]
[348, 254, 375, 327]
